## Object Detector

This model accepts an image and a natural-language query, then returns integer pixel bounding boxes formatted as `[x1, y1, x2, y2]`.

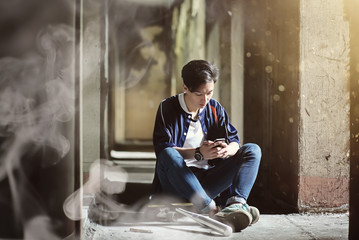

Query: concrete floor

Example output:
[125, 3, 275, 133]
[82, 208, 349, 240]
[83, 158, 349, 239]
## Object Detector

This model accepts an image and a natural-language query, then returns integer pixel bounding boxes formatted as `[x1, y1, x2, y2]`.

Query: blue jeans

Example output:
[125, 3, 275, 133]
[156, 143, 261, 210]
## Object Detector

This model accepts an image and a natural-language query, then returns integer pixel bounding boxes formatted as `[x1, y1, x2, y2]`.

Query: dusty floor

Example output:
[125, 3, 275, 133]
[82, 207, 349, 240]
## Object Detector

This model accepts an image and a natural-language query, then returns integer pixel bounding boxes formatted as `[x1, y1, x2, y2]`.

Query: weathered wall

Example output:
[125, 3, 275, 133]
[173, 0, 206, 93]
[298, 0, 350, 211]
[243, 0, 300, 213]
[110, 0, 206, 147]
[243, 0, 350, 213]
[345, 0, 359, 238]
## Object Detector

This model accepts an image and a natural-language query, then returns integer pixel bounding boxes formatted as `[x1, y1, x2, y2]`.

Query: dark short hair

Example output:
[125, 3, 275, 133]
[181, 60, 218, 92]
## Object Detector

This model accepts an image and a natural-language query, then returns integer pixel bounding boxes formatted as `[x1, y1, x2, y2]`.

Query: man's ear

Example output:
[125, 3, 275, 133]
[183, 84, 189, 92]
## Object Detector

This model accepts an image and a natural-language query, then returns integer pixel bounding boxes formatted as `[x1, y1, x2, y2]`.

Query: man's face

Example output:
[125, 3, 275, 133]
[184, 81, 214, 112]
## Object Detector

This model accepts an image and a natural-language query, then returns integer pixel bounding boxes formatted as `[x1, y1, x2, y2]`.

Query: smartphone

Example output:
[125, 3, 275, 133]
[213, 138, 226, 148]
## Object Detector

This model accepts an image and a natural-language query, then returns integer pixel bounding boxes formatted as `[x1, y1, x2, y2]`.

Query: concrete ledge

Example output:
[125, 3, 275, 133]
[111, 151, 156, 160]
[111, 155, 156, 184]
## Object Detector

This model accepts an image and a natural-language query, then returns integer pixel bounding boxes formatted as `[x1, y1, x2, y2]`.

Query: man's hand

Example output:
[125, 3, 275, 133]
[200, 140, 239, 160]
[173, 140, 239, 160]
[200, 140, 226, 159]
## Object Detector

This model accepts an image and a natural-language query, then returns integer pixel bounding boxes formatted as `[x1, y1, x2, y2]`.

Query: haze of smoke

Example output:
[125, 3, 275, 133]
[63, 159, 128, 221]
[0, 23, 75, 239]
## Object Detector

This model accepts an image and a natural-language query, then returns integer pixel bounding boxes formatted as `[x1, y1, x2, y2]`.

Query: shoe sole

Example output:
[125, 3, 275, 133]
[215, 210, 252, 232]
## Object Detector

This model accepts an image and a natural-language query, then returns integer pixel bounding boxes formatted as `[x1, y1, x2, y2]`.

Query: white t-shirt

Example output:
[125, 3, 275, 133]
[178, 93, 210, 169]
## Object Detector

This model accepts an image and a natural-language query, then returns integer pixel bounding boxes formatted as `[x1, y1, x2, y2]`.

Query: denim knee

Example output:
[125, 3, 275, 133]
[241, 143, 262, 161]
[242, 143, 261, 154]
[158, 147, 184, 169]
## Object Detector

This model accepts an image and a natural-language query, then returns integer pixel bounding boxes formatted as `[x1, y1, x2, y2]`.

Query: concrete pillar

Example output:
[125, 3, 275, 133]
[346, 0, 359, 237]
[230, 1, 245, 141]
[298, 0, 350, 211]
[82, 0, 102, 172]
[242, 0, 350, 214]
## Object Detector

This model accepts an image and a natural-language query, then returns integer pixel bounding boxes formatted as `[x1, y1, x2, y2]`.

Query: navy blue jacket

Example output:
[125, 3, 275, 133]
[151, 94, 240, 193]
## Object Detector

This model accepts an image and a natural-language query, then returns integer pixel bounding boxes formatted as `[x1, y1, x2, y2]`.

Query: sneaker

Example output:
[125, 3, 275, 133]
[244, 203, 260, 225]
[208, 206, 220, 218]
[214, 203, 252, 232]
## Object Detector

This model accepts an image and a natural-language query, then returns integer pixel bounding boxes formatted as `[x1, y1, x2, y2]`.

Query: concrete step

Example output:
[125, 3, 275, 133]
[111, 151, 156, 184]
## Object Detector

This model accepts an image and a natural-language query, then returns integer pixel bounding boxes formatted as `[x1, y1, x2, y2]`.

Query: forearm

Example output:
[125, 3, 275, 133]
[173, 146, 196, 159]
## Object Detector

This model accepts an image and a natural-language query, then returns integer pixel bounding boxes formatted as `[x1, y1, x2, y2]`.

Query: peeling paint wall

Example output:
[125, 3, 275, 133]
[110, 0, 206, 146]
[298, 0, 350, 210]
[173, 0, 206, 93]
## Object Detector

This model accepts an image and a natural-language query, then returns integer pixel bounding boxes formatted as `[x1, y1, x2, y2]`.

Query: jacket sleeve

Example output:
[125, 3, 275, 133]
[217, 104, 241, 146]
[152, 101, 176, 157]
